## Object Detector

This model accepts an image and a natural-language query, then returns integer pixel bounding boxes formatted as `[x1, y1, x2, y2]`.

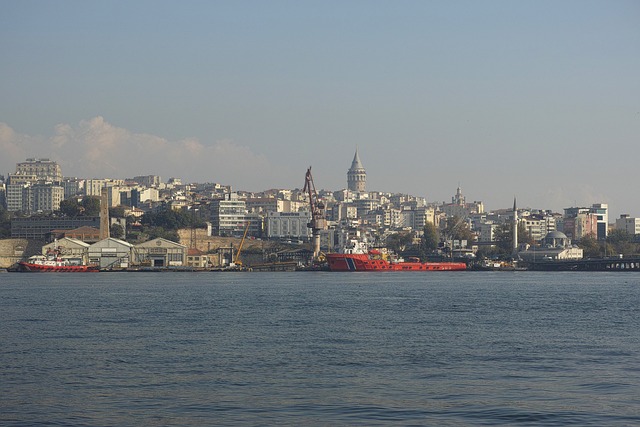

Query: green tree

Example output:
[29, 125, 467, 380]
[386, 231, 414, 253]
[109, 206, 126, 218]
[606, 229, 637, 257]
[421, 222, 439, 254]
[59, 199, 82, 217]
[0, 205, 11, 238]
[442, 216, 474, 247]
[493, 221, 532, 255]
[578, 235, 601, 258]
[146, 226, 180, 243]
[81, 197, 101, 216]
[110, 223, 125, 239]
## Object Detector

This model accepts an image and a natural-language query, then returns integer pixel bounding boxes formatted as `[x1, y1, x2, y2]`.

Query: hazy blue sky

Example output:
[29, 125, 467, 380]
[1, 1, 638, 217]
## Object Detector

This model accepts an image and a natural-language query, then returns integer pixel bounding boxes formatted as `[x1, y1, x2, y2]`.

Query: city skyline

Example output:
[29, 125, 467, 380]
[1, 1, 639, 218]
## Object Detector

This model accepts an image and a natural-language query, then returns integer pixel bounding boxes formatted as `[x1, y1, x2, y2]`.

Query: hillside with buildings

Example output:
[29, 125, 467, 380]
[1, 152, 639, 269]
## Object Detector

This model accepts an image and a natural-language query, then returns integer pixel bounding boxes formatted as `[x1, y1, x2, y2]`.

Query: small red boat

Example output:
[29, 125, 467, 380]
[326, 240, 467, 272]
[17, 251, 99, 273]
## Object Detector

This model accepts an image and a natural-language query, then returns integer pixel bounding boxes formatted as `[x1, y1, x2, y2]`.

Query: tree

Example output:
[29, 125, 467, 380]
[110, 223, 125, 239]
[606, 229, 637, 257]
[59, 199, 81, 217]
[421, 222, 439, 254]
[109, 206, 126, 219]
[578, 235, 601, 258]
[386, 231, 414, 253]
[0, 205, 11, 238]
[493, 221, 531, 256]
[81, 197, 101, 216]
[442, 216, 474, 247]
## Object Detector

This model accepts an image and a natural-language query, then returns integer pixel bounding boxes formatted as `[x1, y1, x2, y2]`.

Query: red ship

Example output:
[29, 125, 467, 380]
[17, 251, 99, 273]
[326, 241, 467, 272]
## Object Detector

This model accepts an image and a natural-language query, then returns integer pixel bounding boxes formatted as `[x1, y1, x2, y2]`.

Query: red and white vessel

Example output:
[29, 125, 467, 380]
[17, 250, 99, 273]
[326, 240, 467, 272]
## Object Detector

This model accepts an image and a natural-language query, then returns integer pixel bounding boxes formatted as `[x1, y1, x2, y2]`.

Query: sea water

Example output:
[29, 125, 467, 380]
[1, 272, 639, 426]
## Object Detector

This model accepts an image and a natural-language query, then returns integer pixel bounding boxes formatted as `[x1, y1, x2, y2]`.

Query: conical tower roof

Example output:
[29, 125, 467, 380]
[350, 148, 364, 171]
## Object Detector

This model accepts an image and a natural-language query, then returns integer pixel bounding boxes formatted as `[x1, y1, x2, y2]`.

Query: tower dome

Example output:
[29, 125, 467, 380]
[347, 148, 366, 193]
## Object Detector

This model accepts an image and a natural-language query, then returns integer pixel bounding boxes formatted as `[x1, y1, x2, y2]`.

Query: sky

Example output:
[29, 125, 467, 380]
[1, 1, 639, 218]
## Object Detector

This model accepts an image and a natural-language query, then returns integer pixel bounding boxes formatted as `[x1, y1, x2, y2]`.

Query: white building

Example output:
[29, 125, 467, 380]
[266, 211, 312, 240]
[210, 192, 247, 236]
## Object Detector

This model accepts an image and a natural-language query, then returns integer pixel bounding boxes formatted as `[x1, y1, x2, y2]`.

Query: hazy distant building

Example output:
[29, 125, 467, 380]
[441, 187, 484, 218]
[15, 158, 62, 182]
[133, 175, 162, 188]
[616, 215, 640, 237]
[347, 148, 366, 193]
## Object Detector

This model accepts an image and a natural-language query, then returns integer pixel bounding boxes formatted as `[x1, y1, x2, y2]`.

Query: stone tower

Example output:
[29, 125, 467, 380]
[347, 148, 366, 193]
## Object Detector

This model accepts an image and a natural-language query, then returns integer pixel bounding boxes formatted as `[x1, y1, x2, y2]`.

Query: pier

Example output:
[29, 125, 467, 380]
[527, 257, 640, 271]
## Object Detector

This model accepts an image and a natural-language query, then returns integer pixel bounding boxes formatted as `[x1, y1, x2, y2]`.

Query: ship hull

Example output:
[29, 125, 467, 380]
[326, 253, 467, 272]
[17, 262, 99, 272]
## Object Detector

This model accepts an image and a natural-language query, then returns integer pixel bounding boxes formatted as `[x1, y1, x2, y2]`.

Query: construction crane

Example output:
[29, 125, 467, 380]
[303, 167, 327, 259]
[232, 221, 251, 267]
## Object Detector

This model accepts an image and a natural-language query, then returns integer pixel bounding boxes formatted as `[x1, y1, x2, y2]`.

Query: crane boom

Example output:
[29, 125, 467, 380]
[233, 221, 250, 267]
[304, 167, 327, 259]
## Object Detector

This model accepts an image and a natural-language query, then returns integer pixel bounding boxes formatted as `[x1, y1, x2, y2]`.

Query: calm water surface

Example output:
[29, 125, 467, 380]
[1, 272, 639, 426]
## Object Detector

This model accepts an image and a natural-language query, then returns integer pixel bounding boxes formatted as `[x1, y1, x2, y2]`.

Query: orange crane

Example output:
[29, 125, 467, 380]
[303, 167, 327, 259]
[232, 221, 250, 267]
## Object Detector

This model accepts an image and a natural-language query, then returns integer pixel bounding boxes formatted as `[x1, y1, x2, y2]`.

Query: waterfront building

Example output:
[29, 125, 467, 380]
[518, 231, 584, 262]
[347, 148, 366, 193]
[186, 248, 209, 268]
[88, 238, 134, 269]
[134, 237, 187, 267]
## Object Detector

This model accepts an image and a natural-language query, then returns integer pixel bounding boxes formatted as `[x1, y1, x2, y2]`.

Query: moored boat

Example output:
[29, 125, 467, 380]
[17, 251, 99, 273]
[326, 240, 467, 272]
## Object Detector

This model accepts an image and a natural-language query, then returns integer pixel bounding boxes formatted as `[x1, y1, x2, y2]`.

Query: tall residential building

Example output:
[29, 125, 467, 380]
[590, 203, 608, 240]
[15, 158, 62, 182]
[6, 182, 64, 213]
[347, 148, 366, 193]
[562, 207, 598, 241]
[6, 158, 64, 213]
[210, 192, 247, 236]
